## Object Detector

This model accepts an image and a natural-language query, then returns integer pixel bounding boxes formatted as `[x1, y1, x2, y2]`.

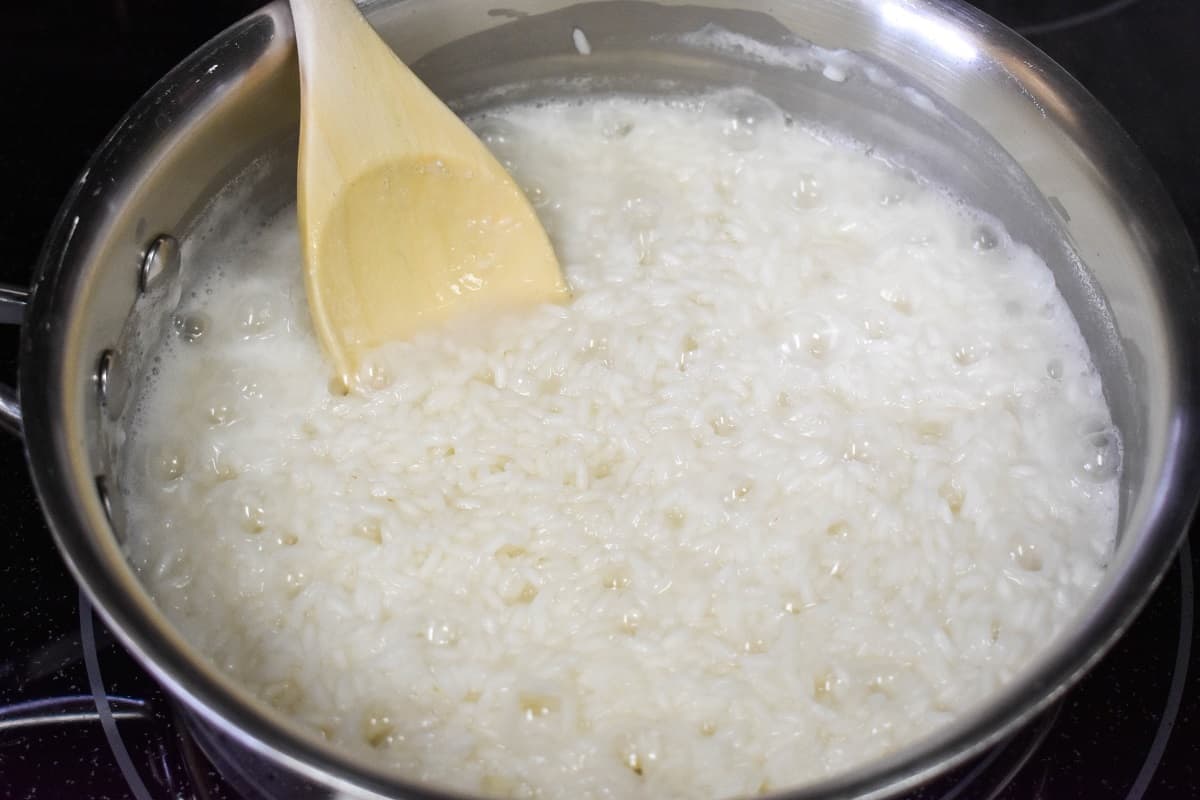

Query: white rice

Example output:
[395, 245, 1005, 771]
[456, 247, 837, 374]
[119, 92, 1119, 799]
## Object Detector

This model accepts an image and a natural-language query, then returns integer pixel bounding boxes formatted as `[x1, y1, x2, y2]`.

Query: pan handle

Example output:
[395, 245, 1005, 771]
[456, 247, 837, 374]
[0, 282, 27, 436]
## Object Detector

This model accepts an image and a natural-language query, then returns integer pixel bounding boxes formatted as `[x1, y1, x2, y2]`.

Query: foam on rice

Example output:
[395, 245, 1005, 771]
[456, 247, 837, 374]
[119, 93, 1119, 799]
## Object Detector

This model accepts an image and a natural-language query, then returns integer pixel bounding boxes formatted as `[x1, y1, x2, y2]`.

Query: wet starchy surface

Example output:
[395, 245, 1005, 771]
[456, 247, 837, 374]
[119, 92, 1119, 798]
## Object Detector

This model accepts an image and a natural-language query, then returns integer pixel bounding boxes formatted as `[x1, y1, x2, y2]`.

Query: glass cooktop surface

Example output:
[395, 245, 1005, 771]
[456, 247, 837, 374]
[1, 1, 1197, 798]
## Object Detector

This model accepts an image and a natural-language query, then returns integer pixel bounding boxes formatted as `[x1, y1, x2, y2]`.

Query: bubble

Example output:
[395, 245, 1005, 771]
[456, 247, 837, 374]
[474, 117, 514, 144]
[715, 90, 782, 151]
[361, 361, 392, 391]
[362, 714, 394, 748]
[844, 439, 871, 462]
[725, 480, 754, 503]
[710, 414, 738, 437]
[880, 288, 912, 314]
[918, 419, 947, 441]
[790, 174, 822, 209]
[972, 225, 999, 252]
[807, 331, 830, 359]
[776, 330, 804, 362]
[939, 480, 965, 515]
[239, 500, 267, 534]
[151, 444, 186, 483]
[1046, 359, 1063, 380]
[813, 671, 836, 703]
[284, 570, 307, 597]
[790, 317, 840, 361]
[742, 638, 769, 654]
[173, 312, 210, 343]
[207, 402, 237, 426]
[354, 519, 383, 544]
[862, 318, 889, 340]
[1011, 543, 1042, 571]
[495, 543, 526, 558]
[204, 444, 239, 482]
[604, 120, 634, 139]
[602, 570, 631, 590]
[238, 295, 276, 338]
[507, 583, 538, 605]
[879, 191, 904, 207]
[522, 181, 550, 208]
[425, 621, 459, 646]
[953, 344, 980, 366]
[472, 117, 520, 163]
[1078, 428, 1120, 482]
[664, 507, 686, 529]
[519, 693, 560, 720]
[597, 108, 635, 139]
[239, 378, 263, 401]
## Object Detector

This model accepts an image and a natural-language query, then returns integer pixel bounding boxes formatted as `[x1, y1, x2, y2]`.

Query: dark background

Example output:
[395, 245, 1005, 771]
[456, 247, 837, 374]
[1, 1, 1197, 799]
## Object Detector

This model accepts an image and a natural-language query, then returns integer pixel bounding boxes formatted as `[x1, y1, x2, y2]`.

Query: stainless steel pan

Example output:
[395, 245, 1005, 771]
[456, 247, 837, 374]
[2, 1, 1197, 797]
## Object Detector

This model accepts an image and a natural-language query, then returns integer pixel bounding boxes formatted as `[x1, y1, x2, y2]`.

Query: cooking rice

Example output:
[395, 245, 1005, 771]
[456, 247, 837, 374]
[119, 92, 1119, 799]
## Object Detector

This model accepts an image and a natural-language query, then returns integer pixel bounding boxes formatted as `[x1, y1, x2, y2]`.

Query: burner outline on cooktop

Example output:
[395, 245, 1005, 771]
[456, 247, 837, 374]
[81, 592, 155, 800]
[1016, 0, 1144, 36]
[1124, 539, 1193, 800]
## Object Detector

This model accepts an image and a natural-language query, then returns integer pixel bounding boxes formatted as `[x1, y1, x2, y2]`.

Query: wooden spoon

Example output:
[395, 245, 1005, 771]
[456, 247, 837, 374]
[290, 0, 569, 388]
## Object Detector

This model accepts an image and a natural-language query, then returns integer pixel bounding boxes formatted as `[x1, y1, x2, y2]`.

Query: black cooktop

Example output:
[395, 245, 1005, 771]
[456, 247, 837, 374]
[2, 1, 1198, 798]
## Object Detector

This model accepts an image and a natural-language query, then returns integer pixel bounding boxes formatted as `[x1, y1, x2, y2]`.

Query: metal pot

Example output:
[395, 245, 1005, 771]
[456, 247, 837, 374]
[2, 0, 1197, 797]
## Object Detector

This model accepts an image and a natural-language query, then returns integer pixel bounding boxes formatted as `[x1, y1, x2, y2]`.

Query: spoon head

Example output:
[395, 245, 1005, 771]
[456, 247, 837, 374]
[303, 154, 567, 386]
[291, 0, 568, 387]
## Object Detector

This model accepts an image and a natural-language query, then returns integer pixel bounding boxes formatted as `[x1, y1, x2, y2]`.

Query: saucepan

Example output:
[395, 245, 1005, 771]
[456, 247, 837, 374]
[1, 0, 1197, 797]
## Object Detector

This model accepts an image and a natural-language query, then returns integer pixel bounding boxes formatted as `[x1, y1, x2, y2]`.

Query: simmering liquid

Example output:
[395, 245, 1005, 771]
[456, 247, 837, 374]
[119, 92, 1118, 799]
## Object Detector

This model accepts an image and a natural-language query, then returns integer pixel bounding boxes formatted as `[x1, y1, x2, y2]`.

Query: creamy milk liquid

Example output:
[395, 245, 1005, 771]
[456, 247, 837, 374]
[119, 93, 1119, 799]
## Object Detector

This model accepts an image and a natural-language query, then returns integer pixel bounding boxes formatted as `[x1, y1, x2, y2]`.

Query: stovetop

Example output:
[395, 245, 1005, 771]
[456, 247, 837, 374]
[2, 1, 1198, 798]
